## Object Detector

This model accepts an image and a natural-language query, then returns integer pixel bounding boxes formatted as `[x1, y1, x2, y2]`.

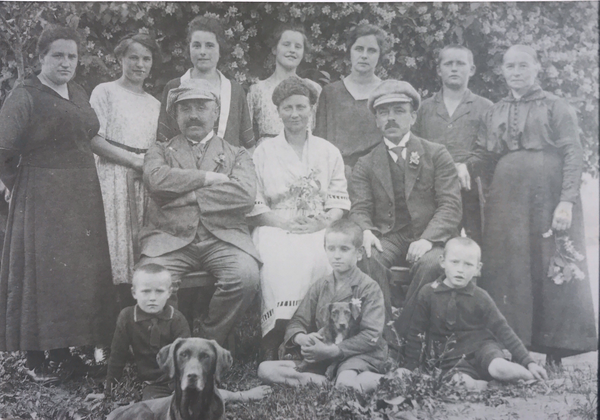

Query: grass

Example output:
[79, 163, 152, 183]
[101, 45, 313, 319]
[1, 300, 597, 420]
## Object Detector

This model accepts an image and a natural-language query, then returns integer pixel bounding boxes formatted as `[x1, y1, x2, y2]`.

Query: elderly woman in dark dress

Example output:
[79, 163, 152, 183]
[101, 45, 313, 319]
[0, 26, 115, 380]
[157, 16, 254, 149]
[314, 23, 390, 179]
[467, 45, 597, 365]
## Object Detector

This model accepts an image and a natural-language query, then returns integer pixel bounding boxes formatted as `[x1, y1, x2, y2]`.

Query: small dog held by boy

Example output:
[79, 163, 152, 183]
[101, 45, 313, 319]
[295, 300, 362, 378]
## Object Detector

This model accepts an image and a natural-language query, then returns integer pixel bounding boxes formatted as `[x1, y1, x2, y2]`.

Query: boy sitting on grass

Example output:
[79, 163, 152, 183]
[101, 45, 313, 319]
[87, 264, 269, 401]
[402, 237, 548, 390]
[258, 219, 388, 392]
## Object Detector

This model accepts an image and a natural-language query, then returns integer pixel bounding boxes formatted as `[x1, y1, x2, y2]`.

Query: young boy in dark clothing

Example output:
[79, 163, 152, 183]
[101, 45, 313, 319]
[403, 237, 547, 390]
[88, 264, 269, 401]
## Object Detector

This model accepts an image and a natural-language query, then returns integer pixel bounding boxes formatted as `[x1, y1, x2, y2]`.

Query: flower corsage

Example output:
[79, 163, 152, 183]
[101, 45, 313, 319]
[214, 153, 227, 171]
[544, 229, 586, 285]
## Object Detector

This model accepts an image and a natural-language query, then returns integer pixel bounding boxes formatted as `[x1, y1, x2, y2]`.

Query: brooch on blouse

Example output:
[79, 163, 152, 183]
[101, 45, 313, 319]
[409, 151, 420, 167]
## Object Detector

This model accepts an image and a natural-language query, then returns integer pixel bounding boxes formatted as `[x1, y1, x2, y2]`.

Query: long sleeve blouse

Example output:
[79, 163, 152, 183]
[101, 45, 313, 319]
[467, 85, 583, 203]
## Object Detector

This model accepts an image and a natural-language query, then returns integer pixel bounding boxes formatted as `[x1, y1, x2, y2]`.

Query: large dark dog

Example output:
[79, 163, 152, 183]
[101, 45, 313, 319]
[107, 337, 232, 420]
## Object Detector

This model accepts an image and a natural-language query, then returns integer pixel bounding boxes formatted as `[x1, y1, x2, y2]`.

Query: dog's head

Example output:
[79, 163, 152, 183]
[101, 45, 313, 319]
[326, 301, 361, 335]
[157, 337, 233, 392]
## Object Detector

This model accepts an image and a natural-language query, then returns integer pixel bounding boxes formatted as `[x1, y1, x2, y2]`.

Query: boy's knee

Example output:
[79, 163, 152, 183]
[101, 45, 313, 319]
[257, 361, 275, 382]
[487, 358, 504, 378]
[335, 370, 358, 389]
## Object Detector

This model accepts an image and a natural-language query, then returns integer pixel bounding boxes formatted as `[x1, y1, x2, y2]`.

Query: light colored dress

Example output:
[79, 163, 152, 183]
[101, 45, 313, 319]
[247, 77, 321, 144]
[248, 133, 350, 336]
[90, 81, 160, 285]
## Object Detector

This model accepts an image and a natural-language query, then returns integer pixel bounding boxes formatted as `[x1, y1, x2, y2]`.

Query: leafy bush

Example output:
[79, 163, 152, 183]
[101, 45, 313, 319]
[0, 2, 597, 174]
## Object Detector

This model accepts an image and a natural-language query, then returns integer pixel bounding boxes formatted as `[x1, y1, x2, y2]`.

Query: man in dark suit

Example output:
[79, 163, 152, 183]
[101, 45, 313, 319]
[139, 79, 259, 346]
[349, 80, 462, 341]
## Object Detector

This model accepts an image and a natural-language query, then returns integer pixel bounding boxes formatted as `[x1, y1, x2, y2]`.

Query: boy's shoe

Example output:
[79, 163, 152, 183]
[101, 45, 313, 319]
[26, 367, 60, 384]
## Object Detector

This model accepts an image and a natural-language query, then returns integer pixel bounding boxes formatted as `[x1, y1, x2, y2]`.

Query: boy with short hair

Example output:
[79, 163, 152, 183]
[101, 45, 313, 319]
[258, 219, 388, 392]
[403, 237, 547, 389]
[94, 264, 269, 401]
[105, 263, 190, 400]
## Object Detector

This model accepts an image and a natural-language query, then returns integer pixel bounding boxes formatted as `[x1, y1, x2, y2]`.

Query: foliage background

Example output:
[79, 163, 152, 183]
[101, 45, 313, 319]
[0, 2, 597, 175]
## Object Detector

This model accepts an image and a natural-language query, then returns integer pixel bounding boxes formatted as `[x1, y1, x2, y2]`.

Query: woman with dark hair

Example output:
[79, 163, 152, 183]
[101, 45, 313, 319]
[247, 23, 321, 145]
[90, 33, 161, 304]
[0, 25, 115, 380]
[156, 16, 254, 149]
[248, 77, 350, 359]
[467, 45, 597, 365]
[314, 23, 391, 178]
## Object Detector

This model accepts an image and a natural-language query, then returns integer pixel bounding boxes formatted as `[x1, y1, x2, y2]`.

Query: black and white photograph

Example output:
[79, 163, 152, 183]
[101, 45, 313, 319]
[0, 2, 597, 419]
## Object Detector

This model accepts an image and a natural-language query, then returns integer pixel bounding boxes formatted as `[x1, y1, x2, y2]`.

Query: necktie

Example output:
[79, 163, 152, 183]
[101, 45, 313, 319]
[446, 291, 457, 327]
[149, 318, 161, 348]
[391, 146, 406, 166]
[192, 142, 207, 161]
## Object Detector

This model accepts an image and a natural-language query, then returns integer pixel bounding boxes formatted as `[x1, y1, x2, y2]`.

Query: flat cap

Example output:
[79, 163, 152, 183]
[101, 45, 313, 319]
[368, 80, 421, 113]
[166, 79, 219, 115]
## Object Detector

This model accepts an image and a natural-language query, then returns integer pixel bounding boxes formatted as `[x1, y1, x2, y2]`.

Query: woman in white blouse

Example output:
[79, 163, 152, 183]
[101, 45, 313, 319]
[247, 77, 350, 360]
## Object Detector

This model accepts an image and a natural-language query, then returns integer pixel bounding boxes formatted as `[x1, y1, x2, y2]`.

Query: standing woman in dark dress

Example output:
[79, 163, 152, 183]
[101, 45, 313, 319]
[467, 45, 597, 365]
[314, 24, 390, 180]
[0, 26, 115, 379]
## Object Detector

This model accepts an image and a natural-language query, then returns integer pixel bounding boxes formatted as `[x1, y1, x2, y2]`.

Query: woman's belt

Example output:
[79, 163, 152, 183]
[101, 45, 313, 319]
[105, 138, 148, 155]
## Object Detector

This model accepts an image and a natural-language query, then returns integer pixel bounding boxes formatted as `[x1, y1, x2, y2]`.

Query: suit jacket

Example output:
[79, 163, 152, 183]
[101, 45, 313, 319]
[141, 133, 259, 261]
[349, 134, 461, 244]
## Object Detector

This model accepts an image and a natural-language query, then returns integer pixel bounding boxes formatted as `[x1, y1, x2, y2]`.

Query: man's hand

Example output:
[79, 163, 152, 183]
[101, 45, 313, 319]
[456, 163, 471, 191]
[407, 239, 432, 263]
[552, 201, 573, 231]
[205, 172, 229, 186]
[363, 229, 382, 258]
[301, 338, 341, 363]
[527, 362, 548, 381]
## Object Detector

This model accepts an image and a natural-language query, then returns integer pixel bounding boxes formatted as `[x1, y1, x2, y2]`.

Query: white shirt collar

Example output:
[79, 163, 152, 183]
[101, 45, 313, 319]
[384, 132, 411, 161]
[187, 130, 214, 145]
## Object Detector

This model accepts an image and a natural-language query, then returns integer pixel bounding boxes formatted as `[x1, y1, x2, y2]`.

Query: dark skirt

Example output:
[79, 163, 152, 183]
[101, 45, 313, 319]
[479, 150, 596, 356]
[0, 163, 116, 351]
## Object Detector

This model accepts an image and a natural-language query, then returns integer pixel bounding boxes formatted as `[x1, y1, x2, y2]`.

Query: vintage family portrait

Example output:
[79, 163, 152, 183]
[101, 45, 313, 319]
[0, 2, 597, 419]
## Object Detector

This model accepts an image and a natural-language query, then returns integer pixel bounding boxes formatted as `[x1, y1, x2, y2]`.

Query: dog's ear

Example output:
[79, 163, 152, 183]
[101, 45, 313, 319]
[350, 301, 361, 320]
[208, 339, 232, 384]
[324, 303, 334, 324]
[157, 337, 184, 379]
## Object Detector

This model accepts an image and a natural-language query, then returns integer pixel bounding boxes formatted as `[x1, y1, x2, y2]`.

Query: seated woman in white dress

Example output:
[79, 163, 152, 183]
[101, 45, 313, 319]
[247, 77, 350, 360]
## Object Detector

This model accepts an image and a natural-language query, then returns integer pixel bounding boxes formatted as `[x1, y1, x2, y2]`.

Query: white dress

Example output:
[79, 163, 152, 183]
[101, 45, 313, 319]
[247, 77, 321, 144]
[248, 133, 350, 336]
[90, 81, 160, 285]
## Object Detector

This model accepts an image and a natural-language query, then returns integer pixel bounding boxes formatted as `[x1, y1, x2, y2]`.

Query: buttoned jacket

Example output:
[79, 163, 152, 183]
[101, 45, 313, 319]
[412, 89, 493, 163]
[349, 134, 461, 243]
[141, 133, 259, 261]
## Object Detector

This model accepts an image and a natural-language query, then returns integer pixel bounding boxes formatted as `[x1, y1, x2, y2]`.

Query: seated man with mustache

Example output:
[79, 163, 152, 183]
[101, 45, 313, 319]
[139, 79, 260, 348]
[349, 80, 462, 350]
